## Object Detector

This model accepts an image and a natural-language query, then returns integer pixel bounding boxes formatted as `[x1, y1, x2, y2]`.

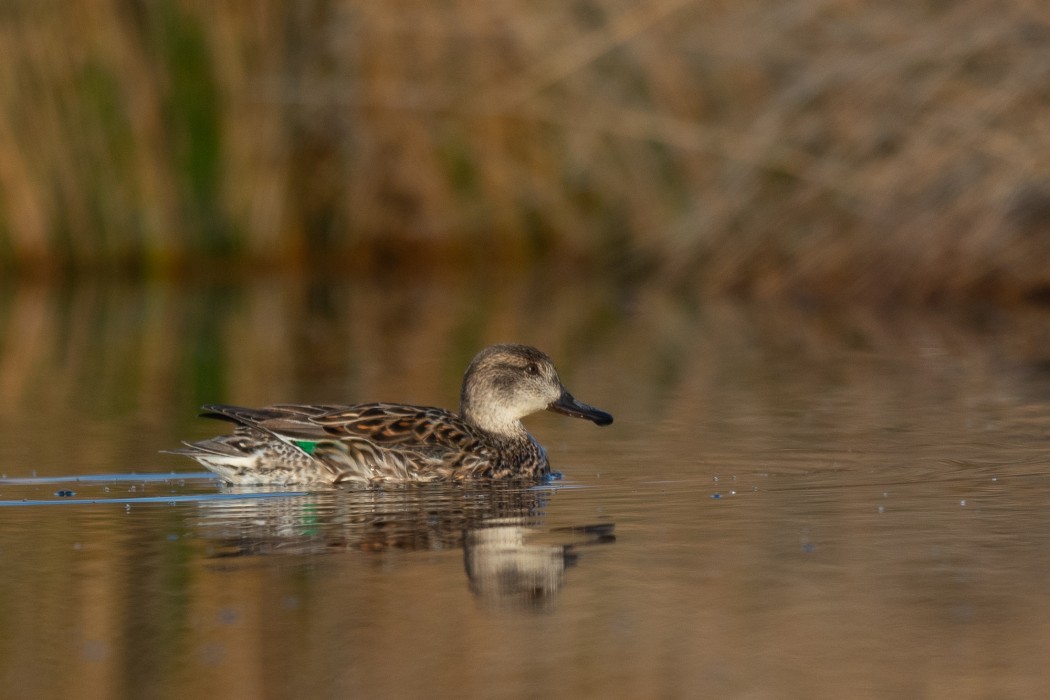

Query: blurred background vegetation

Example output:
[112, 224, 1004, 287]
[1, 0, 1049, 302]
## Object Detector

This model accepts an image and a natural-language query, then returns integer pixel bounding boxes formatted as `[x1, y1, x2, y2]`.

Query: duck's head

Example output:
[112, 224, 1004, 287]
[460, 344, 614, 437]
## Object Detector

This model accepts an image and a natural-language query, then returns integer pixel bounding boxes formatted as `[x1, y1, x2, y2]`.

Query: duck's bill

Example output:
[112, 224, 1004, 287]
[548, 388, 614, 426]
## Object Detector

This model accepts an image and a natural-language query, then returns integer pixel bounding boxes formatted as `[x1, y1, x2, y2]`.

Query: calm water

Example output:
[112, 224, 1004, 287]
[3, 275, 1050, 699]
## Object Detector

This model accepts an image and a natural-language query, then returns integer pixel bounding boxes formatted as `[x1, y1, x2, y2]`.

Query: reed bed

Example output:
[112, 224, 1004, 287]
[1, 0, 1048, 301]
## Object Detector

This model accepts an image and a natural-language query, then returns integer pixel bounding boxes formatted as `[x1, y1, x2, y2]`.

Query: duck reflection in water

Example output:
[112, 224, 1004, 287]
[192, 483, 614, 609]
[464, 521, 615, 611]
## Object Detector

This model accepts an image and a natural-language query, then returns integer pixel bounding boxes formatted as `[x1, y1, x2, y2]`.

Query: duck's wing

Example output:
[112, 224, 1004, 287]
[200, 402, 475, 445]
[311, 403, 483, 448]
[167, 427, 345, 486]
[169, 404, 349, 484]
[310, 403, 503, 482]
[193, 403, 498, 484]
[199, 403, 346, 441]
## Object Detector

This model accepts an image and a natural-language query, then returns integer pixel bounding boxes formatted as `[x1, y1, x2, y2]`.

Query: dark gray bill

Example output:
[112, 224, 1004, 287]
[547, 387, 613, 426]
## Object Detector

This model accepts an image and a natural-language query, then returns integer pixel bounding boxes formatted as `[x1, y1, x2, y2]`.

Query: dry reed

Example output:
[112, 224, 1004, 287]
[0, 0, 1048, 302]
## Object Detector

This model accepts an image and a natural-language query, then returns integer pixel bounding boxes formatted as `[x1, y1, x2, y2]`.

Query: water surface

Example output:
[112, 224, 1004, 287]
[2, 277, 1050, 698]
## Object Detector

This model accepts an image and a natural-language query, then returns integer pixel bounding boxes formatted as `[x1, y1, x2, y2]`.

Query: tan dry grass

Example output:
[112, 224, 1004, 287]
[0, 0, 1048, 301]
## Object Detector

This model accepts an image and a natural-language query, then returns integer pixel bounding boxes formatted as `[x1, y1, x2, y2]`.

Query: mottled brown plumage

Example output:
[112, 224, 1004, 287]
[168, 344, 613, 486]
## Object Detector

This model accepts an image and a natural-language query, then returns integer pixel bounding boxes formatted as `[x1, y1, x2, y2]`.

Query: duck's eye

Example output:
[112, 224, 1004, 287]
[524, 363, 539, 375]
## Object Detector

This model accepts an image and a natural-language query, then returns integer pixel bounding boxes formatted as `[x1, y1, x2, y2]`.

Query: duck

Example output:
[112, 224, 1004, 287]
[168, 344, 613, 486]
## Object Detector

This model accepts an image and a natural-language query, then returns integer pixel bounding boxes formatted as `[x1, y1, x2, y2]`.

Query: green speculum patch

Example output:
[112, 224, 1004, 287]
[293, 440, 318, 455]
